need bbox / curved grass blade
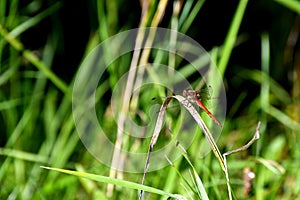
[173,95,226,172]
[41,166,181,199]
[141,94,225,199]
[140,96,173,199]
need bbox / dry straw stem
[222,121,261,200]
[139,96,172,199]
[109,0,171,196]
[141,94,261,200]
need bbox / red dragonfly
[183,88,222,127]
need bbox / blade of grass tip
[75,164,108,199]
[140,96,172,200]
[171,0,182,31]
[40,166,179,199]
[218,0,248,76]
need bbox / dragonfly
[152,86,222,127]
[182,88,222,127]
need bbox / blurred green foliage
[0,0,300,199]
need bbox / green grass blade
[10,2,62,37]
[0,148,48,163]
[175,142,209,200]
[0,24,70,96]
[40,166,180,199]
[22,50,70,96]
[180,0,205,33]
[275,0,300,14]
[218,0,248,75]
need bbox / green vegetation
[1,0,300,199]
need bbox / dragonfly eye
[182,89,189,97]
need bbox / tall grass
[1,0,300,199]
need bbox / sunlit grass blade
[41,166,180,199]
[75,164,110,200]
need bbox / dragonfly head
[182,89,199,103]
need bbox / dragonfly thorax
[183,89,202,103]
